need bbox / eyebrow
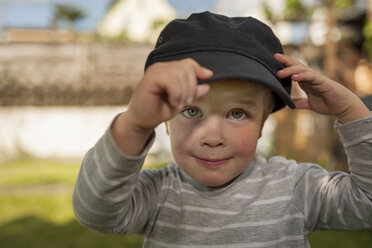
[235,98,258,107]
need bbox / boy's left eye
[182,107,203,118]
[227,110,247,120]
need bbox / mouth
[193,156,231,168]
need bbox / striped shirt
[73,115,372,247]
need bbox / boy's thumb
[195,84,210,99]
[196,66,213,80]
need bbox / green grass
[0,194,144,248]
[0,159,80,186]
[0,158,144,248]
[0,158,371,248]
[309,230,372,248]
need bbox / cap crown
[145,12,294,111]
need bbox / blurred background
[0,0,372,247]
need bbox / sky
[0,0,218,32]
[0,0,366,32]
[0,0,113,31]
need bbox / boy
[73,12,372,247]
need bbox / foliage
[363,21,372,60]
[152,20,167,30]
[263,0,311,24]
[333,0,354,9]
[263,0,356,24]
[262,2,276,23]
[108,0,121,10]
[53,4,86,30]
[282,0,309,22]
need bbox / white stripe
[160,185,198,195]
[233,194,256,199]
[95,152,137,187]
[102,140,122,171]
[342,133,372,147]
[75,213,114,229]
[267,175,292,185]
[101,139,137,172]
[347,192,365,222]
[74,184,120,217]
[348,157,372,166]
[245,175,272,183]
[335,207,347,226]
[163,202,238,215]
[351,173,372,185]
[150,235,304,248]
[81,164,133,202]
[303,171,310,217]
[163,196,292,215]
[155,213,304,232]
[251,196,292,206]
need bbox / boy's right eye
[182,107,203,118]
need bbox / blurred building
[2,28,94,43]
[213,0,282,20]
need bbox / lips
[194,156,231,168]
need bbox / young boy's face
[167,80,273,187]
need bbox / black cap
[145,11,295,112]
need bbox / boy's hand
[112,59,213,156]
[127,58,213,130]
[275,53,371,123]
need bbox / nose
[199,117,225,148]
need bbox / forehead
[202,79,269,101]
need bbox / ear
[259,130,263,139]
[165,122,170,136]
[258,113,270,139]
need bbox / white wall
[0,106,171,160]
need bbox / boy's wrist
[119,111,155,137]
[111,112,154,156]
[336,101,372,124]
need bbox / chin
[198,176,230,188]
[198,173,242,188]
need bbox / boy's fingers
[196,67,214,80]
[167,60,196,108]
[158,58,212,107]
[277,65,307,78]
[166,84,184,109]
[181,58,213,103]
[187,66,213,103]
[274,53,303,67]
[292,71,317,84]
[292,98,310,110]
[195,84,210,99]
[181,58,213,80]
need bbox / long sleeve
[73,114,372,247]
[294,115,372,232]
[72,128,157,234]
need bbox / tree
[53,4,86,32]
[108,0,121,10]
[363,0,372,60]
[263,0,311,24]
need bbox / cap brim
[153,51,295,112]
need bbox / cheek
[230,125,261,154]
[168,119,196,153]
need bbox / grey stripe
[150,235,304,248]
[155,213,304,232]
